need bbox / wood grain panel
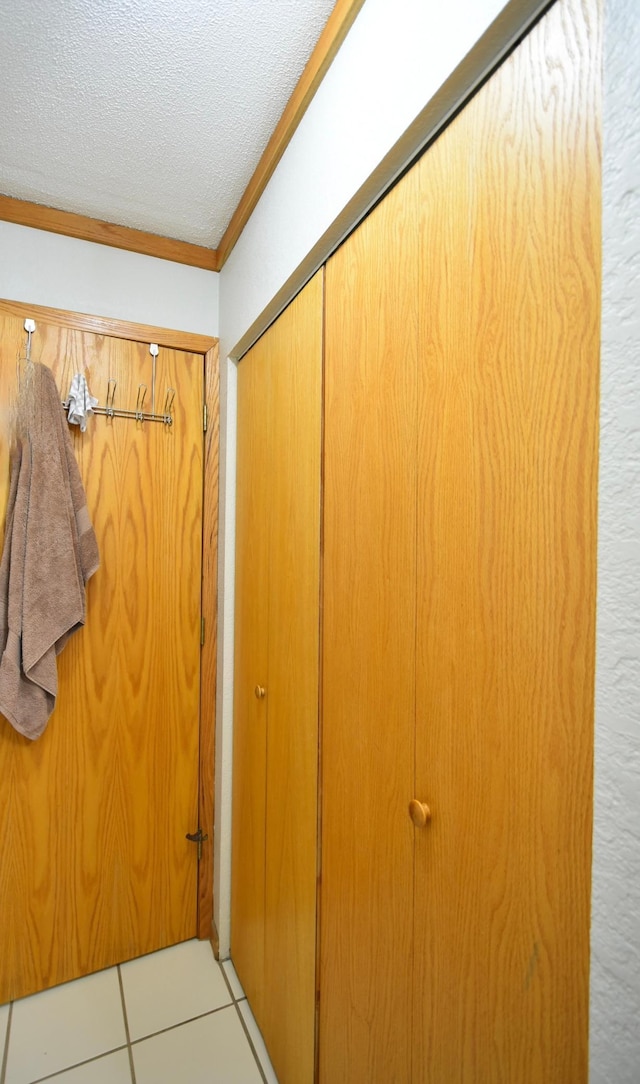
[0,195,219,271]
[320,169,421,1084]
[115,341,203,958]
[0,298,216,355]
[231,332,271,1020]
[198,343,219,939]
[0,319,203,1001]
[412,0,601,1079]
[262,271,323,1084]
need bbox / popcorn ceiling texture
[0,0,336,247]
[590,0,640,1079]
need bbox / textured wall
[590,1,640,1079]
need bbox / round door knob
[254,685,266,699]
[409,799,431,828]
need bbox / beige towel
[0,362,99,739]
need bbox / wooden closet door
[320,172,420,1083]
[0,319,203,1002]
[412,0,600,1080]
[231,271,323,1084]
[263,271,323,1084]
[231,331,272,1020]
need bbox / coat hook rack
[63,376,176,426]
[19,320,177,427]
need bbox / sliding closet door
[232,271,322,1084]
[412,0,600,1079]
[262,271,323,1084]
[0,319,203,1002]
[231,325,272,1021]
[320,171,420,1082]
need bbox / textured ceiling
[0,0,337,248]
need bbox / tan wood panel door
[320,172,421,1083]
[0,318,203,1003]
[231,323,272,1021]
[262,270,322,1084]
[412,0,600,1080]
[232,272,322,1084]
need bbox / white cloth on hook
[66,373,98,432]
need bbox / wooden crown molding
[0,297,217,355]
[0,0,365,274]
[216,0,367,268]
[0,194,220,272]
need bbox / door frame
[0,296,219,943]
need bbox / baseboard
[210,918,220,960]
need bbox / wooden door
[231,321,272,1020]
[412,1,600,1079]
[320,0,599,1079]
[232,272,323,1084]
[262,271,322,1084]
[0,316,204,1003]
[320,171,421,1082]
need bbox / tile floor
[0,940,279,1084]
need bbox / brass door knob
[254,685,266,699]
[409,799,431,828]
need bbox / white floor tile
[132,1006,263,1084]
[5,968,126,1084]
[120,939,231,1041]
[41,1049,132,1083]
[221,958,246,1001]
[238,1000,280,1084]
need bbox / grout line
[218,961,244,1006]
[117,966,137,1084]
[0,1003,12,1084]
[218,963,235,1003]
[218,960,273,1083]
[219,960,249,1007]
[24,1046,130,1084]
[128,1001,234,1047]
[233,1001,269,1084]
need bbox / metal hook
[136,384,147,422]
[106,379,117,417]
[24,318,36,362]
[150,343,159,414]
[163,387,176,425]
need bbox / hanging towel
[0,362,99,739]
[66,372,98,432]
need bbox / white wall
[0,220,219,336]
[590,1,640,1080]
[219,0,551,362]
